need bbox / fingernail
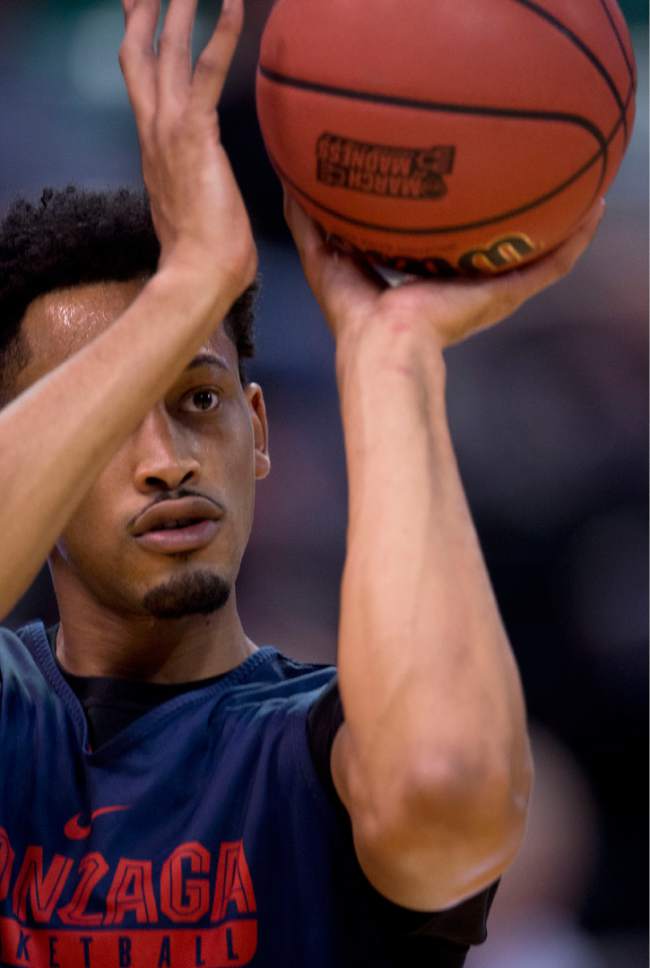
[583,198,606,229]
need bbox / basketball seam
[268,143,599,236]
[258,66,607,146]
[258,66,612,234]
[509,0,628,146]
[261,83,632,236]
[598,0,637,89]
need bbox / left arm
[285,197,605,911]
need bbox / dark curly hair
[0,186,256,403]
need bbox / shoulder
[0,621,34,651]
[261,650,336,690]
[221,648,337,713]
[0,621,86,753]
[0,621,49,687]
[209,648,338,773]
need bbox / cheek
[55,478,122,563]
[56,509,110,569]
[229,431,258,500]
[216,410,256,484]
[215,436,257,538]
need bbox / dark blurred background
[2,2,647,965]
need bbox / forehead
[16,279,237,391]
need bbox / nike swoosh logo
[64,805,130,840]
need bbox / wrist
[335,313,447,397]
[155,252,255,324]
[159,238,257,308]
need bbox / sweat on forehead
[0,186,257,394]
[14,279,234,394]
[18,279,148,380]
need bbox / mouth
[130,496,224,554]
[134,518,221,554]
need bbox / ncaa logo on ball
[316,133,455,200]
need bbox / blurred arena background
[1,2,647,965]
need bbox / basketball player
[0,2,604,966]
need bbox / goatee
[142,570,230,619]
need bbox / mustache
[128,488,225,529]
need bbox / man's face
[14,278,270,620]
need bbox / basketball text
[317,134,455,200]
[327,232,538,277]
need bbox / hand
[284,194,606,351]
[119,0,256,296]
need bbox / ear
[244,383,271,480]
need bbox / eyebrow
[185,352,230,373]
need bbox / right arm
[0,0,255,620]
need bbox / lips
[131,497,223,553]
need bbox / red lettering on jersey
[58,853,110,927]
[12,848,73,923]
[104,859,158,926]
[0,829,15,901]
[211,841,256,922]
[160,843,210,924]
[0,916,258,967]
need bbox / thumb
[283,191,385,316]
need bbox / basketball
[256,0,637,276]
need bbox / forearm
[0,266,236,619]
[282,190,602,908]
[335,318,531,826]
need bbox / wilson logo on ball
[330,232,538,277]
[316,134,455,200]
[459,234,537,273]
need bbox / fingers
[283,191,329,269]
[119,0,160,125]
[120,0,161,80]
[433,197,608,342]
[122,0,136,25]
[191,0,245,106]
[546,197,606,277]
[284,191,384,321]
[286,183,606,347]
[497,198,606,311]
[121,0,243,128]
[158,0,199,101]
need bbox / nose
[132,403,201,494]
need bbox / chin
[141,568,231,620]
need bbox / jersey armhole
[306,675,346,808]
[286,675,349,838]
[301,674,501,946]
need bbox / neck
[51,576,256,684]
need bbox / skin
[0,0,606,914]
[14,279,269,681]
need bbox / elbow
[355,748,533,902]
[406,744,534,846]
[363,735,534,833]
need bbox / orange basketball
[256,0,636,276]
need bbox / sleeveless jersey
[0,622,492,968]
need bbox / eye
[180,388,221,414]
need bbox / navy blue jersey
[0,622,496,968]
